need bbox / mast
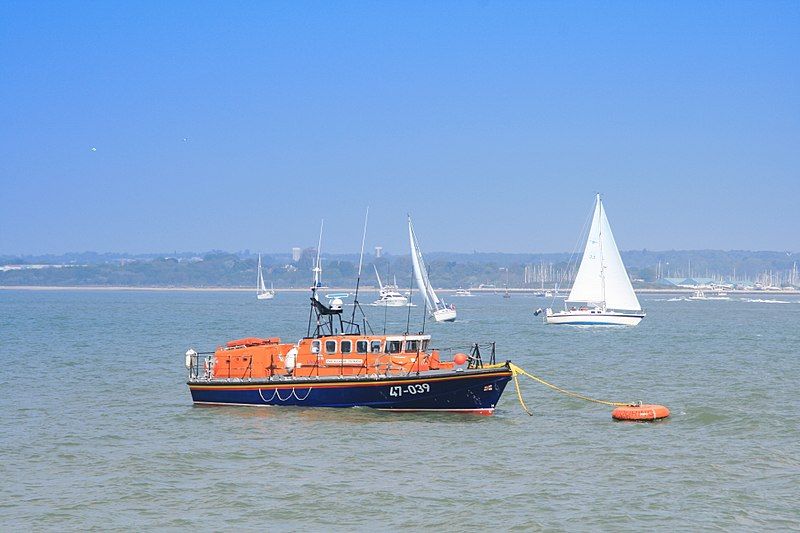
[349,207,369,329]
[257,254,262,292]
[313,221,324,289]
[597,194,606,310]
[307,220,325,337]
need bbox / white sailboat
[371,265,411,307]
[408,216,456,322]
[545,194,644,326]
[256,254,275,300]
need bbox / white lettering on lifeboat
[324,358,364,366]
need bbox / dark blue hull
[188,367,512,414]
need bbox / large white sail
[408,217,442,312]
[567,195,641,311]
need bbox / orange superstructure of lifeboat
[210,333,453,380]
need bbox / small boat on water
[712,288,730,299]
[688,289,729,301]
[256,254,276,300]
[186,220,511,414]
[370,265,411,307]
[545,194,645,326]
[408,216,457,322]
[453,287,473,297]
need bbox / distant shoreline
[0,285,339,292]
[1,285,798,295]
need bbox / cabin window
[311,340,321,354]
[356,340,368,354]
[385,340,402,354]
[370,340,382,353]
[341,340,352,354]
[405,340,419,353]
[421,339,429,352]
[325,340,337,354]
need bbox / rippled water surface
[1,290,799,531]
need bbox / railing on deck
[186,340,500,381]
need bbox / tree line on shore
[1,249,798,288]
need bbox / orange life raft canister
[611,404,670,421]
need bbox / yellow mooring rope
[508,363,633,413]
[511,369,533,416]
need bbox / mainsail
[408,217,443,312]
[567,195,641,311]
[257,254,267,292]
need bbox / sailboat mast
[597,194,607,310]
[257,254,262,291]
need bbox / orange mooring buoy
[611,404,670,421]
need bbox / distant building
[291,247,302,262]
[374,246,383,259]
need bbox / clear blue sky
[1,1,798,255]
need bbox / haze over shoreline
[3,247,797,261]
[2,248,798,290]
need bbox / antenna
[350,207,369,327]
[357,207,369,277]
[307,220,325,337]
[313,220,324,289]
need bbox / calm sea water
[1,289,798,531]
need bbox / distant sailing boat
[408,216,457,322]
[256,254,275,300]
[545,194,644,325]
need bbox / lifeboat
[185,255,513,414]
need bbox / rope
[258,388,276,403]
[292,387,312,401]
[509,363,631,407]
[512,370,533,416]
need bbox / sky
[1,1,798,255]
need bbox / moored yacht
[370,266,411,307]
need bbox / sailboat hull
[257,293,275,300]
[433,308,457,322]
[544,309,644,326]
